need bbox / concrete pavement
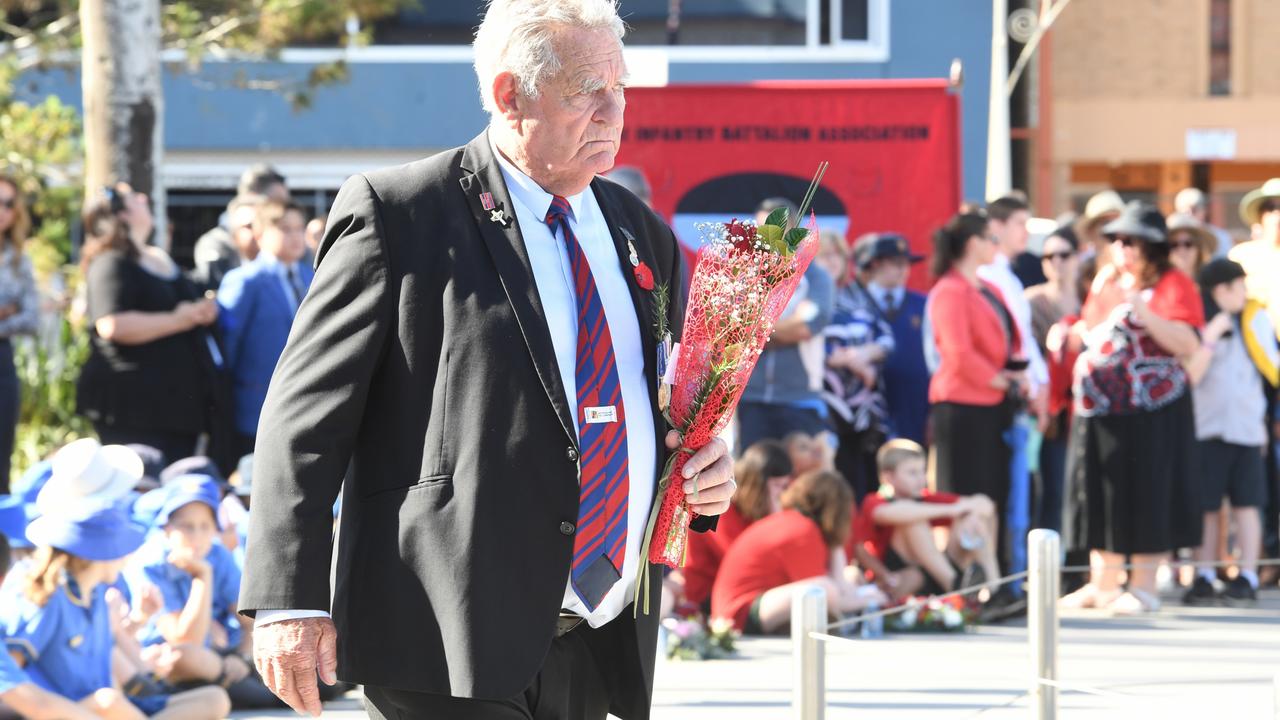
[233,588,1280,719]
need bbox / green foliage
[14,316,93,478]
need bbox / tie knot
[545,195,572,227]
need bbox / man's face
[992,210,1030,256]
[164,502,217,560]
[261,210,307,264]
[1214,277,1249,314]
[498,27,627,196]
[231,205,259,260]
[1260,200,1280,243]
[871,257,911,288]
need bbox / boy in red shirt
[853,440,1000,598]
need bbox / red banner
[615,80,961,291]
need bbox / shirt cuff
[254,609,332,628]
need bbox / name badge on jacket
[584,406,618,424]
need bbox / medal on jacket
[480,191,509,226]
[626,238,655,290]
[657,336,676,413]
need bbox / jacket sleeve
[930,283,1003,392]
[238,174,392,615]
[216,269,253,372]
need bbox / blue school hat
[11,460,53,504]
[154,475,223,531]
[0,495,27,539]
[25,502,147,561]
[160,456,225,488]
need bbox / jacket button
[560,522,576,536]
[566,447,578,462]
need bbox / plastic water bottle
[860,602,884,639]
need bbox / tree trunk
[81,0,167,249]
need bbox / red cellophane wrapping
[645,220,819,569]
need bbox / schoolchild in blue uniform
[125,476,277,707]
[0,532,103,720]
[0,502,229,719]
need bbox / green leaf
[764,207,789,229]
[757,223,790,255]
[785,227,809,250]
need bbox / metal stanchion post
[1028,529,1061,720]
[1273,670,1279,720]
[792,584,826,720]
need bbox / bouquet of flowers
[662,615,740,661]
[635,163,828,614]
[886,595,977,633]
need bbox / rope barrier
[819,556,1280,634]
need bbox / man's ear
[493,72,522,119]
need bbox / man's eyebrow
[571,72,628,94]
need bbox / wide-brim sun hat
[25,501,146,561]
[1074,190,1126,239]
[1165,213,1218,256]
[1238,178,1280,226]
[232,454,253,498]
[36,438,144,515]
[1102,201,1167,244]
[11,460,53,505]
[0,495,29,542]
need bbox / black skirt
[932,401,1012,502]
[1063,392,1202,555]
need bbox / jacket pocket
[363,474,452,499]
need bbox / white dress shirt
[977,252,1049,392]
[258,140,657,629]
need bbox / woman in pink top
[926,212,1025,569]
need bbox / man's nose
[594,90,624,125]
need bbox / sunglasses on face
[1043,251,1074,261]
[1261,201,1280,214]
[1111,235,1141,248]
[0,197,15,210]
[1170,239,1197,250]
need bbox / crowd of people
[0,165,332,716]
[0,161,1276,712]
[662,186,1279,630]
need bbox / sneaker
[1220,576,1257,606]
[978,587,1027,623]
[1181,576,1218,606]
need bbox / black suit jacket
[239,132,702,718]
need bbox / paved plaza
[234,588,1279,719]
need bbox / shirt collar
[257,253,295,275]
[488,131,587,224]
[866,281,903,305]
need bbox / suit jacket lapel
[459,133,578,447]
[591,180,663,494]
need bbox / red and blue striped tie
[545,195,629,611]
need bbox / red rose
[725,219,757,252]
[634,261,655,291]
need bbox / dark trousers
[0,340,17,494]
[364,623,613,720]
[1035,433,1068,533]
[93,423,199,467]
[932,401,1013,570]
[735,401,828,457]
[833,423,881,505]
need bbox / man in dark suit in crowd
[216,201,314,458]
[237,1,735,719]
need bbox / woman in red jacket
[678,440,793,611]
[926,212,1025,565]
[711,470,887,634]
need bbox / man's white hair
[474,0,625,114]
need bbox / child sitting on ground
[125,476,279,708]
[853,440,1001,602]
[0,502,230,719]
[0,533,104,720]
[712,469,888,634]
[678,440,793,612]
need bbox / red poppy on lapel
[633,261,655,291]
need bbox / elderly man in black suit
[237,1,736,719]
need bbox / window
[354,0,887,58]
[1208,0,1231,96]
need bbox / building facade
[1038,0,1279,237]
[18,0,993,264]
